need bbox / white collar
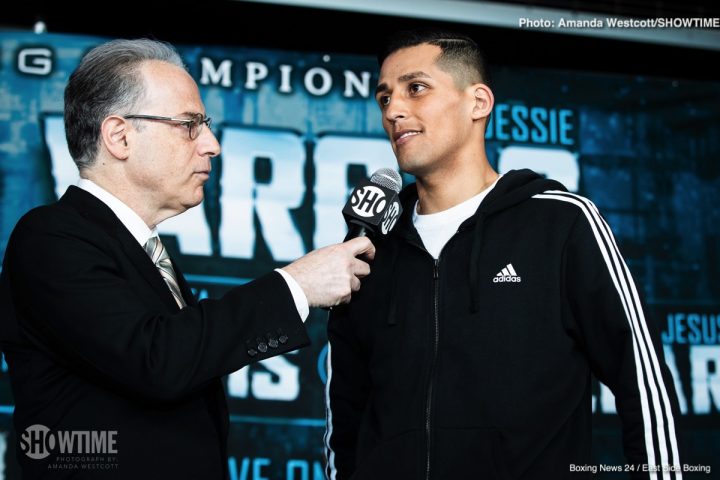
[76,178,157,246]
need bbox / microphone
[343,168,403,242]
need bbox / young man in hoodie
[324,29,683,479]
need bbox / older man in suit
[0,38,373,479]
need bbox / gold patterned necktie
[144,236,186,308]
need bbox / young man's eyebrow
[375,71,431,95]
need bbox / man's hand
[281,237,375,307]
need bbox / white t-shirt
[413,177,501,259]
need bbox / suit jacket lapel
[60,186,182,311]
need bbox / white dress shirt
[76,179,309,321]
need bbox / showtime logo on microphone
[380,200,401,235]
[342,173,402,239]
[349,185,387,218]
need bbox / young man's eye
[409,83,426,94]
[378,95,390,107]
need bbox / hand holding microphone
[281,237,375,307]
[282,168,403,307]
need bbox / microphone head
[369,168,402,194]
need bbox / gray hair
[64,38,185,170]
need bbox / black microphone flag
[342,168,403,242]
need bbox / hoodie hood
[478,168,567,216]
[387,169,567,320]
[395,168,567,236]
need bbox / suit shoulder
[8,200,94,251]
[15,198,86,230]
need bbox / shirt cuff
[275,268,310,322]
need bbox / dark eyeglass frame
[123,113,212,140]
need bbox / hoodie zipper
[404,229,462,479]
[425,258,440,480]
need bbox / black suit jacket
[0,186,310,478]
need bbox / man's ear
[471,84,494,121]
[101,115,130,160]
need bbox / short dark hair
[64,39,185,170]
[378,29,492,89]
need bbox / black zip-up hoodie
[325,169,682,480]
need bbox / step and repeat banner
[0,31,718,478]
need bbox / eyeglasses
[123,113,212,140]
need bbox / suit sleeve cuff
[274,268,310,322]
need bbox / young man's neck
[415,161,498,215]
